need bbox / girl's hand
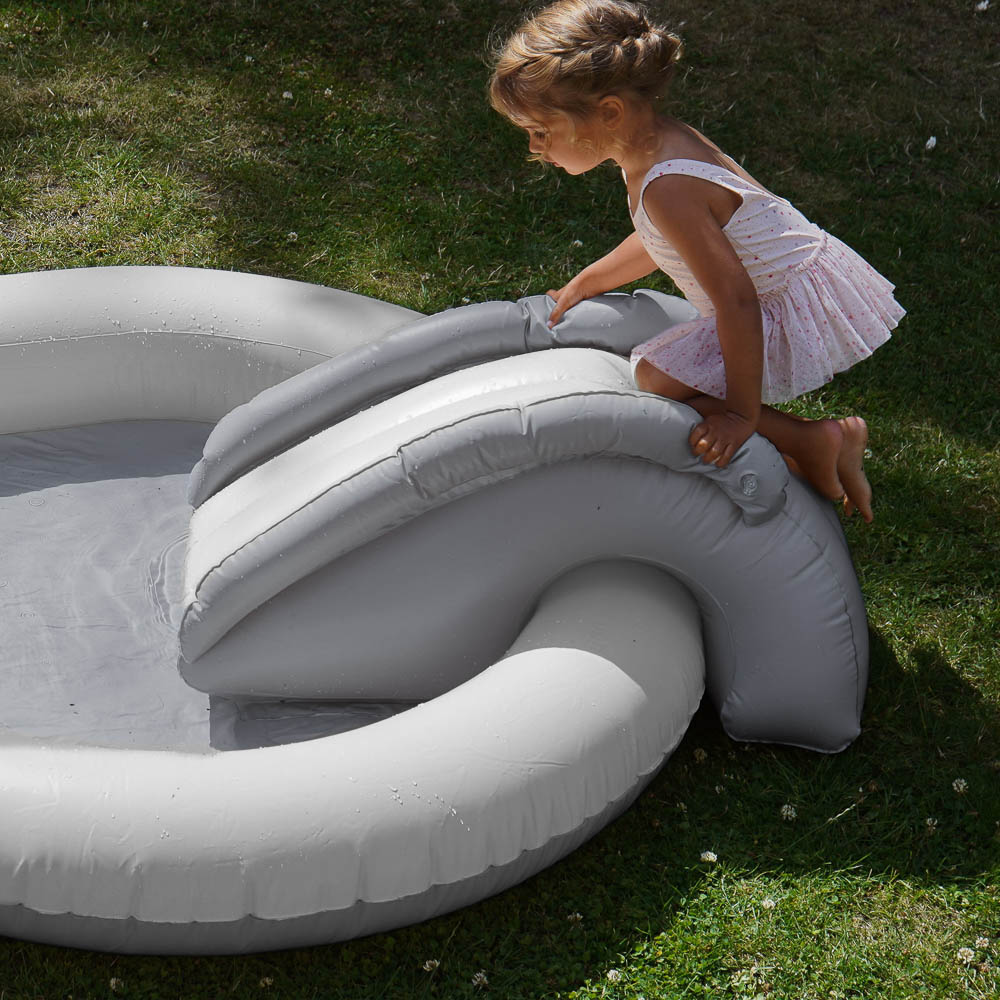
[546,233,659,328]
[689,411,756,469]
[546,273,602,327]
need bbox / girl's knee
[633,358,694,400]
[633,357,659,392]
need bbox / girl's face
[524,112,609,174]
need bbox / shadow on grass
[226,622,995,997]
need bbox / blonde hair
[489,0,683,131]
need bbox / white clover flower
[925,136,937,151]
[976,936,990,949]
[422,959,439,972]
[780,803,797,821]
[606,969,622,982]
[245,55,254,64]
[286,231,298,242]
[693,748,707,763]
[761,898,776,910]
[700,850,717,863]
[142,20,149,29]
[461,297,471,304]
[567,911,583,924]
[571,238,583,247]
[259,978,274,989]
[953,778,968,794]
[975,1,990,12]
[714,784,726,794]
[323,87,333,97]
[471,970,489,988]
[282,91,294,101]
[110,980,125,994]
[926,817,939,833]
[957,946,975,964]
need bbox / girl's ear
[597,95,627,132]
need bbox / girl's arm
[546,231,658,327]
[641,174,764,466]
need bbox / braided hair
[489,0,682,128]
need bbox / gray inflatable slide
[0,267,868,954]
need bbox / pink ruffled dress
[629,159,905,403]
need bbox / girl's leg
[784,412,872,522]
[634,360,873,521]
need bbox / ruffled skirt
[630,233,905,404]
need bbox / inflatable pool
[0,267,868,954]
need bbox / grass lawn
[1,0,997,997]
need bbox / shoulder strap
[639,158,755,202]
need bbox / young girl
[489,0,904,522]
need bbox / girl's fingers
[546,290,567,327]
[714,443,735,469]
[548,297,575,327]
[690,422,743,467]
[690,422,712,446]
[691,428,714,458]
[694,436,732,467]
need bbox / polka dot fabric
[629,159,905,403]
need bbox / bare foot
[791,419,845,502]
[836,416,873,522]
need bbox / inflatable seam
[0,330,332,356]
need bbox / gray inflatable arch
[0,267,867,954]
